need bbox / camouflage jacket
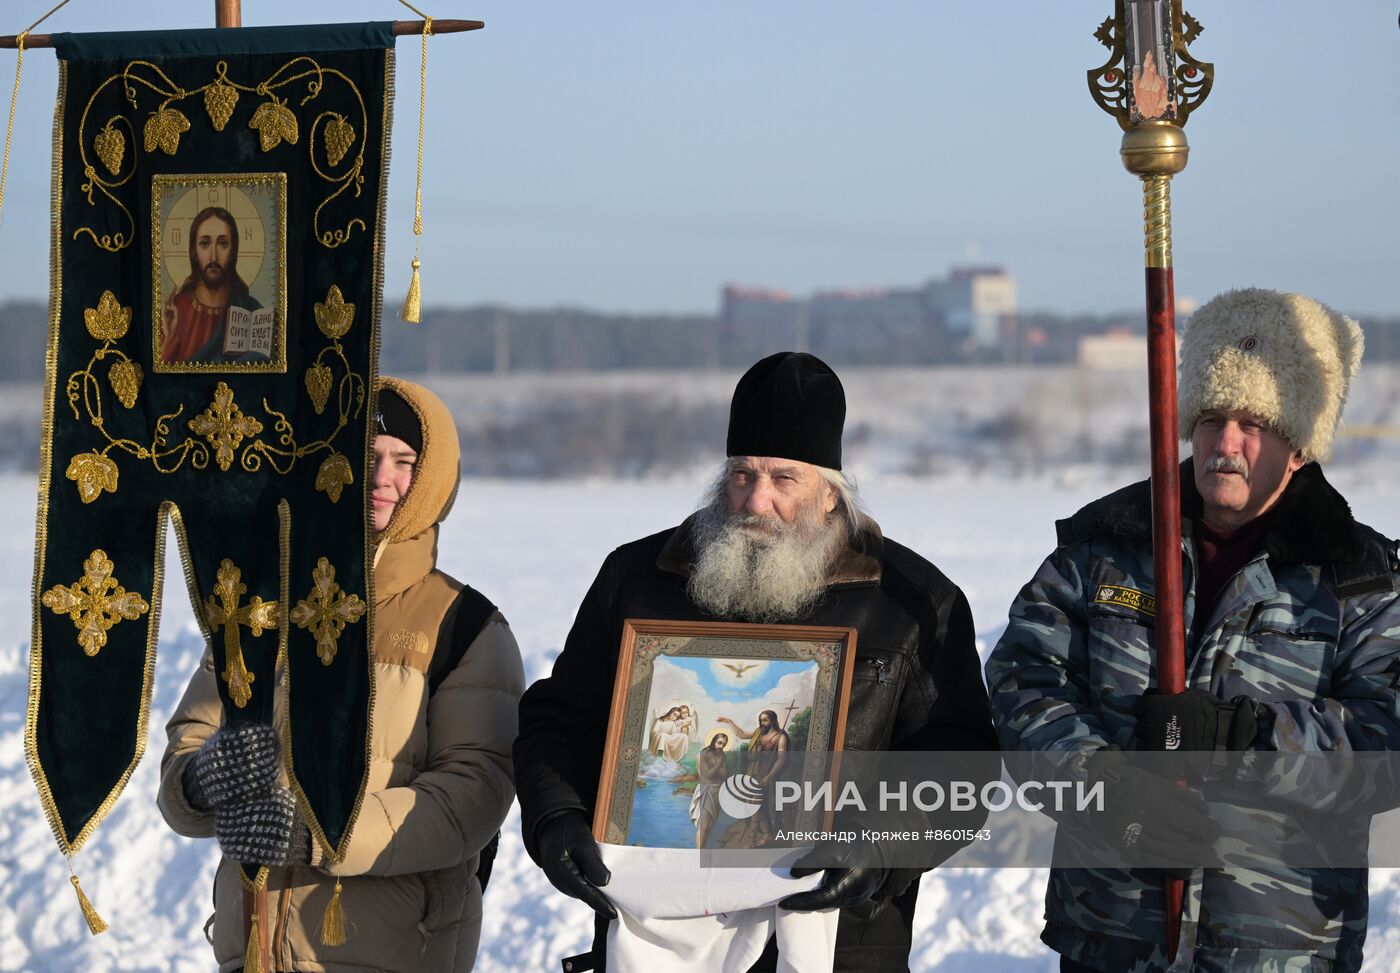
[985,462,1400,973]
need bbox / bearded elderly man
[514,351,997,973]
[986,289,1400,973]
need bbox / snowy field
[5,467,1400,972]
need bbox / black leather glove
[779,839,895,912]
[214,785,311,867]
[183,722,281,812]
[1081,750,1220,879]
[535,813,616,920]
[1135,689,1259,752]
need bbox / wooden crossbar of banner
[0,19,483,48]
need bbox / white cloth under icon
[599,844,840,973]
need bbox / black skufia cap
[374,388,423,454]
[726,352,845,470]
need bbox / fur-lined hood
[1057,459,1376,568]
[375,376,460,545]
[655,512,884,586]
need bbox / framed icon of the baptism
[151,172,288,372]
[594,619,858,849]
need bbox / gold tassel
[400,258,421,324]
[244,904,263,973]
[69,874,108,935]
[320,877,347,946]
[398,9,431,323]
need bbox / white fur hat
[1177,288,1363,462]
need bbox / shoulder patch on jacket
[1091,583,1156,617]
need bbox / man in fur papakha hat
[986,289,1400,972]
[514,351,998,972]
[159,377,524,972]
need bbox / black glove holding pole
[1135,688,1259,752]
[535,812,617,920]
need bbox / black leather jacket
[514,515,997,972]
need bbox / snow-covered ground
[5,468,1400,972]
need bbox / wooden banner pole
[215,0,240,29]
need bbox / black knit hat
[726,352,845,470]
[373,387,423,454]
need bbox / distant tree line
[2,300,1400,381]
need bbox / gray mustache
[1205,454,1249,478]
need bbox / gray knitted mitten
[183,722,281,812]
[214,786,312,867]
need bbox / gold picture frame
[595,618,857,849]
[150,172,288,373]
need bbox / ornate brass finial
[1087,0,1213,133]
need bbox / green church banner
[27,23,395,886]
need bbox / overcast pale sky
[0,0,1394,315]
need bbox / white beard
[685,490,847,623]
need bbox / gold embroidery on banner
[323,115,355,167]
[107,359,142,409]
[92,120,125,176]
[314,285,354,339]
[203,74,238,131]
[63,290,210,502]
[65,451,118,504]
[243,282,365,489]
[64,271,362,496]
[205,558,280,709]
[83,289,130,341]
[304,285,354,414]
[305,364,332,414]
[314,453,353,503]
[143,106,189,155]
[250,96,298,151]
[41,549,150,656]
[188,381,263,471]
[73,56,371,253]
[290,558,366,665]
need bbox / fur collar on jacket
[1064,459,1365,566]
[655,512,884,585]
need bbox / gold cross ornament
[188,382,263,472]
[204,558,279,708]
[41,549,149,656]
[290,557,366,665]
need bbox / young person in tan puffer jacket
[158,376,525,973]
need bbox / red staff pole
[1128,126,1189,960]
[1087,1,1213,962]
